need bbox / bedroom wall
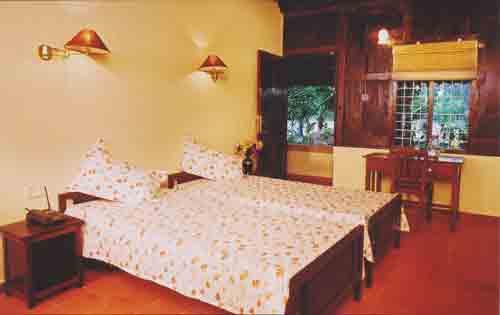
[333,146,500,217]
[0,0,282,283]
[287,151,333,179]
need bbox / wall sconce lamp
[378,28,392,46]
[64,29,110,55]
[38,28,110,61]
[38,44,69,60]
[199,55,227,81]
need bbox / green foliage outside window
[287,85,335,145]
[432,81,470,150]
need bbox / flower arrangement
[235,139,263,158]
[235,139,263,176]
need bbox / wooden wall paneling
[365,42,392,74]
[285,46,337,56]
[342,3,409,149]
[468,5,500,156]
[334,13,348,146]
[284,13,337,54]
[497,5,500,155]
[411,0,471,42]
[282,0,499,155]
[388,80,398,147]
[280,0,404,17]
[379,81,392,142]
[342,13,394,148]
[365,81,392,147]
[364,14,397,74]
[400,0,413,42]
[468,79,481,154]
[342,51,359,144]
[342,14,363,147]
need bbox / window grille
[392,80,470,151]
[393,81,429,148]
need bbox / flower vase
[242,152,253,175]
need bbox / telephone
[25,186,67,225]
[26,209,66,225]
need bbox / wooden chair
[365,155,386,192]
[389,148,434,222]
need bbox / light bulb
[378,28,391,45]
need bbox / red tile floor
[1,209,498,315]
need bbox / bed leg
[394,229,401,249]
[365,260,373,288]
[394,200,402,249]
[105,263,117,272]
[353,280,362,301]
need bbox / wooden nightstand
[0,216,84,308]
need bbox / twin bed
[167,172,406,287]
[59,172,404,315]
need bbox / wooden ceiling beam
[281,0,403,17]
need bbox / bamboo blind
[392,40,478,80]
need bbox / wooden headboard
[58,192,101,213]
[59,172,204,211]
[167,171,205,189]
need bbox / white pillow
[181,141,243,180]
[66,139,162,205]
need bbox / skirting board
[403,200,498,218]
[287,173,333,186]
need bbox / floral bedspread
[66,190,361,315]
[175,175,410,262]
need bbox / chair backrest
[389,147,430,192]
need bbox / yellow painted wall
[287,150,333,178]
[332,147,389,189]
[333,146,500,217]
[0,0,282,283]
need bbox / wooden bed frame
[59,191,364,315]
[366,193,402,287]
[167,171,403,288]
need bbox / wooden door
[257,50,288,179]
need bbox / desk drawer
[430,163,456,180]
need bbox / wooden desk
[363,153,464,231]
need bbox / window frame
[391,79,475,154]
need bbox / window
[287,85,335,145]
[393,80,470,151]
[432,81,470,151]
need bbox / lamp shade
[199,55,227,73]
[65,29,110,55]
